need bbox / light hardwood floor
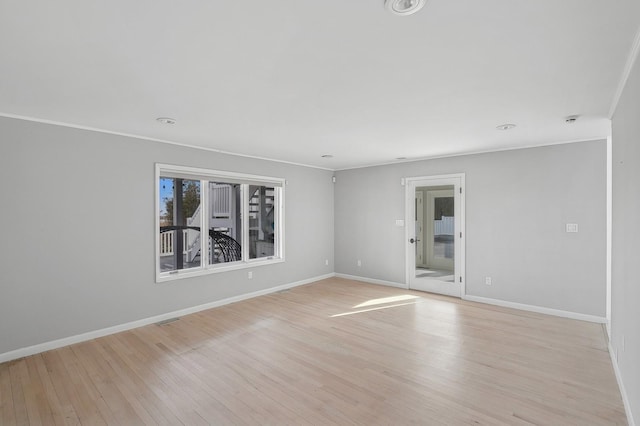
[0,278,627,425]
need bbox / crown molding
[609,25,640,118]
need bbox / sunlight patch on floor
[353,294,420,309]
[331,301,418,318]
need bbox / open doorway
[405,174,465,297]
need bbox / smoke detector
[385,0,427,16]
[565,115,579,124]
[496,123,516,131]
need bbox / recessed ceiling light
[496,123,516,131]
[156,117,176,125]
[385,0,427,16]
[565,115,579,124]
[396,157,407,160]
[321,154,334,158]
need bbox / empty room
[1,0,639,425]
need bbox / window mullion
[275,187,281,258]
[241,184,249,262]
[201,179,209,268]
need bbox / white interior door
[405,174,465,298]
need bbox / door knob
[409,238,416,243]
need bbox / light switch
[566,223,579,233]
[395,219,405,227]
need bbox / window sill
[156,257,285,283]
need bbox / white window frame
[155,163,285,283]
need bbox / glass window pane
[433,196,454,260]
[159,177,201,272]
[249,185,276,259]
[209,182,242,264]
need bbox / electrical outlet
[566,223,579,233]
[248,271,253,279]
[325,259,329,266]
[357,260,362,267]
[485,277,492,286]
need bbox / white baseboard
[609,343,636,426]
[335,273,408,289]
[462,295,607,324]
[334,275,607,324]
[0,273,335,364]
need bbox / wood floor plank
[0,362,17,425]
[23,357,58,425]
[71,340,157,425]
[8,361,30,425]
[41,349,109,426]
[31,354,79,426]
[116,329,240,425]
[110,332,245,425]
[0,278,628,425]
[18,356,53,426]
[91,336,184,425]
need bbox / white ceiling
[1,0,639,170]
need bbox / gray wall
[0,117,334,355]
[335,140,606,316]
[612,53,640,422]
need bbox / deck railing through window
[159,230,189,256]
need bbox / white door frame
[404,173,466,297]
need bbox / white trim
[463,295,607,323]
[609,343,636,426]
[0,113,607,173]
[609,25,640,118]
[156,258,286,283]
[606,136,612,339]
[335,273,408,289]
[241,184,250,262]
[155,166,161,279]
[0,112,333,171]
[404,173,466,183]
[277,184,285,260]
[338,275,607,324]
[200,178,210,268]
[0,273,335,364]
[334,138,608,171]
[157,163,285,187]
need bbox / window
[156,164,284,282]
